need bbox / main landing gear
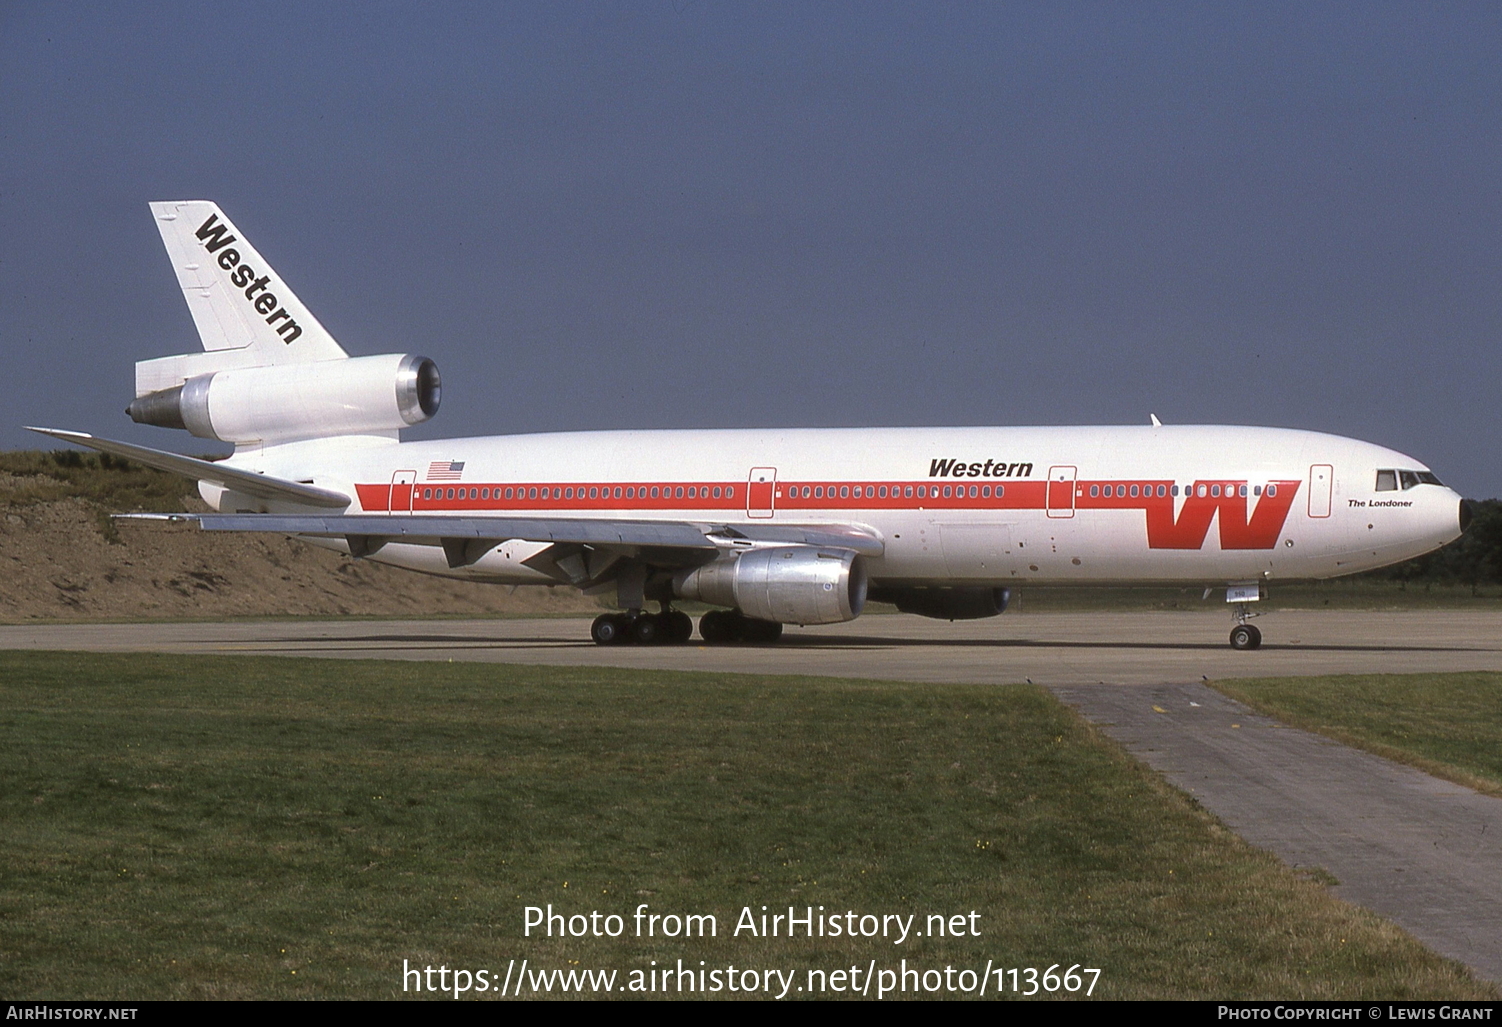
[698,609,783,644]
[591,609,693,646]
[588,608,785,645]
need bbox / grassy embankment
[0,449,190,538]
[1,652,1492,1000]
[1214,672,1502,799]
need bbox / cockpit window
[1400,470,1443,490]
[1381,468,1443,491]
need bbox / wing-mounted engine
[673,546,867,625]
[127,353,440,445]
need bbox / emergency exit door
[1046,465,1077,518]
[747,467,777,519]
[389,470,417,512]
[1308,464,1333,518]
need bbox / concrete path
[1050,682,1502,985]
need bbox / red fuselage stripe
[352,477,1302,550]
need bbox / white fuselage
[206,424,1465,589]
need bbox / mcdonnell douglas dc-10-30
[32,202,1472,649]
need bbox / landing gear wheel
[744,618,783,643]
[591,614,628,645]
[1229,624,1262,651]
[666,610,693,643]
[699,610,732,644]
[633,614,662,645]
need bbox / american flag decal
[426,460,465,481]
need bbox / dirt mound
[0,477,601,623]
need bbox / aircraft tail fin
[140,201,347,394]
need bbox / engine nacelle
[867,585,1010,620]
[674,547,867,625]
[127,353,440,445]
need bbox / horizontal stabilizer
[26,428,350,509]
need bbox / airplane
[31,201,1472,650]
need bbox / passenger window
[996,485,1004,498]
[982,485,991,498]
[1376,470,1397,491]
[1253,486,1261,496]
[1171,485,1178,497]
[1129,485,1139,498]
[1267,484,1277,497]
[1238,485,1247,498]
[905,485,914,498]
[840,486,850,499]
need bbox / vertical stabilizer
[149,201,347,364]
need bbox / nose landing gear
[1229,622,1262,650]
[1227,583,1265,650]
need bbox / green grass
[1213,673,1502,798]
[0,653,1491,1000]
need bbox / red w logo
[1144,481,1301,550]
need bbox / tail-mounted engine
[127,353,440,445]
[673,546,867,625]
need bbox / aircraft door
[1046,465,1077,518]
[1308,464,1333,519]
[747,468,777,519]
[390,470,417,513]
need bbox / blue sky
[3,2,1499,495]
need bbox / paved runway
[6,608,1502,985]
[3,609,1499,685]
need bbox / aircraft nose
[1459,498,1474,534]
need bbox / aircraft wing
[27,428,351,508]
[114,513,886,571]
